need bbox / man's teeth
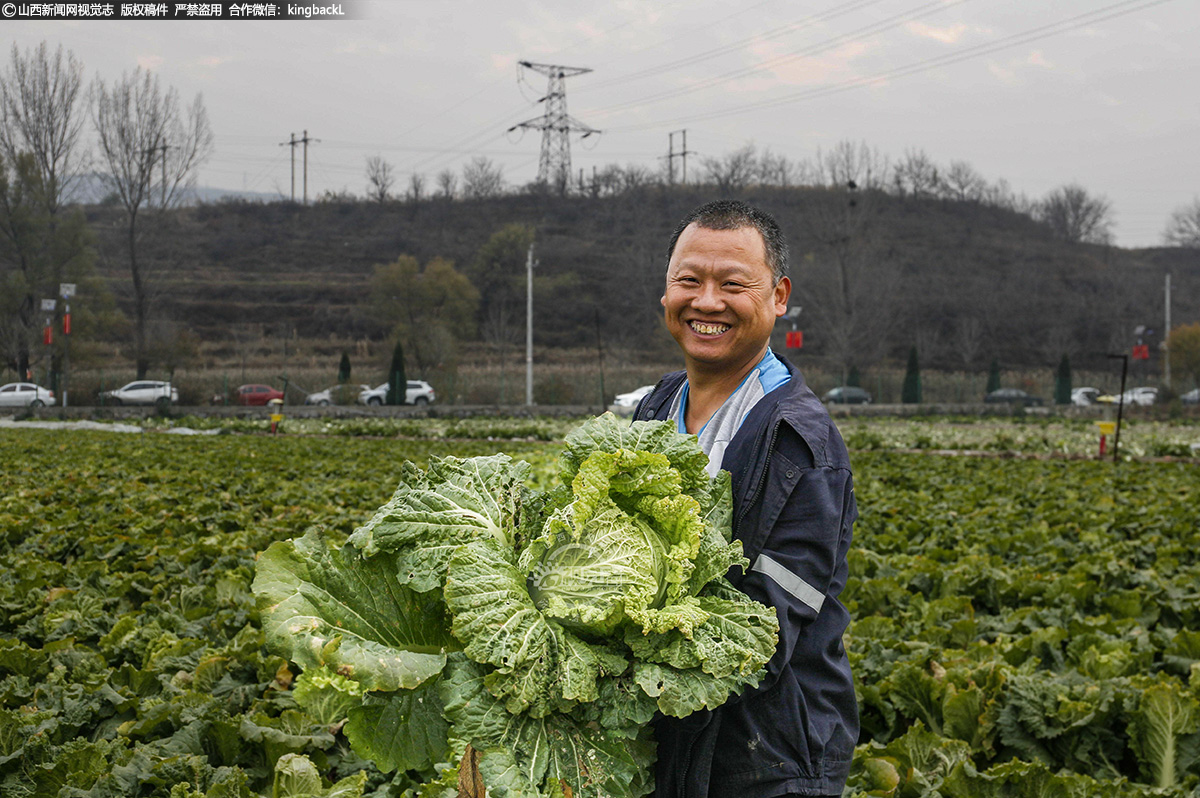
[690,321,729,335]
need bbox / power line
[610,0,1176,131]
[297,3,785,183]
[577,0,888,94]
[586,0,971,120]
[383,0,697,147]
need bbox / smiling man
[635,200,859,798]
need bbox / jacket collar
[638,357,831,465]
[636,369,686,422]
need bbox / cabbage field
[2,422,1199,797]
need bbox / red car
[234,384,284,406]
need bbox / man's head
[665,199,788,284]
[661,200,791,379]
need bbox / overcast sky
[8,0,1197,247]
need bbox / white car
[1098,386,1158,407]
[1071,387,1101,406]
[359,380,436,406]
[1182,388,1200,406]
[0,382,56,408]
[610,385,655,414]
[100,380,179,407]
[1124,387,1159,406]
[305,384,368,406]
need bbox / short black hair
[666,199,788,283]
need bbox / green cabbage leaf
[253,413,779,798]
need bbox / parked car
[822,386,872,405]
[1124,386,1159,406]
[1098,386,1158,407]
[234,384,285,406]
[100,380,178,407]
[0,382,56,408]
[359,380,436,406]
[1182,388,1200,405]
[984,388,1045,406]
[304,384,368,406]
[611,385,655,414]
[1071,387,1101,406]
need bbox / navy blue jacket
[635,359,858,798]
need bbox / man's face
[661,223,790,376]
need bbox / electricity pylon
[509,61,599,193]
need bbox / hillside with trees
[72,176,1200,384]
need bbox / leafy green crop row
[2,429,1198,796]
[838,417,1200,459]
[844,453,1200,796]
[0,432,557,797]
[44,415,592,442]
[9,413,1199,458]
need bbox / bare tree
[892,148,940,199]
[756,148,796,187]
[980,176,1036,215]
[1163,197,1200,248]
[812,140,890,191]
[942,160,986,203]
[799,178,898,378]
[701,143,757,193]
[617,164,656,193]
[913,325,947,368]
[435,168,457,199]
[0,42,91,379]
[407,171,425,203]
[364,154,394,203]
[1036,183,1113,245]
[461,156,504,199]
[92,68,213,378]
[951,316,985,369]
[0,42,88,212]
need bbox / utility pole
[1165,273,1172,388]
[664,129,693,185]
[60,283,75,407]
[280,133,296,202]
[526,242,535,406]
[40,298,55,392]
[279,131,319,204]
[509,62,599,194]
[303,130,316,204]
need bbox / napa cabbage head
[520,446,705,636]
[255,413,778,798]
[527,502,669,633]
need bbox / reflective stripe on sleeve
[750,553,825,613]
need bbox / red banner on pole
[63,312,71,336]
[1132,344,1150,360]
[786,330,803,349]
[43,325,52,345]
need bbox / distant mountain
[187,185,282,204]
[67,173,280,206]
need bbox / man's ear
[774,277,791,316]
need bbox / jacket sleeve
[725,428,857,700]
